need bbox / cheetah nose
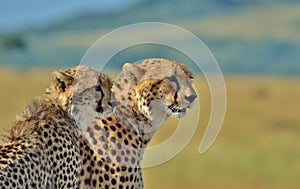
[185,94,197,103]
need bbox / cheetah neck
[82,104,165,169]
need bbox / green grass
[32,3,300,48]
[182,3,300,42]
[0,68,300,188]
[2,3,300,74]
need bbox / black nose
[185,94,197,103]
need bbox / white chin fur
[75,114,93,131]
[97,109,113,118]
[170,111,186,119]
[166,108,187,119]
[71,106,113,131]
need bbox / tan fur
[0,65,112,188]
[79,59,197,189]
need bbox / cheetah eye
[69,97,73,104]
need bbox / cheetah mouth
[96,109,113,118]
[167,104,187,118]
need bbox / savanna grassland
[0,68,299,188]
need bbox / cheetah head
[47,65,113,131]
[129,77,195,122]
[113,58,197,120]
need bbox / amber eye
[69,97,73,104]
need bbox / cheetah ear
[122,62,133,72]
[51,70,74,92]
[122,63,146,75]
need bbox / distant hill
[0,0,300,75]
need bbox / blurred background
[0,0,300,188]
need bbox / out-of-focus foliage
[1,35,27,51]
[0,0,299,74]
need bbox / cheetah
[77,58,197,188]
[0,65,112,188]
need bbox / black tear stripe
[165,75,180,91]
[96,85,104,113]
[174,92,179,104]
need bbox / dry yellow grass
[145,75,300,189]
[0,68,299,188]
